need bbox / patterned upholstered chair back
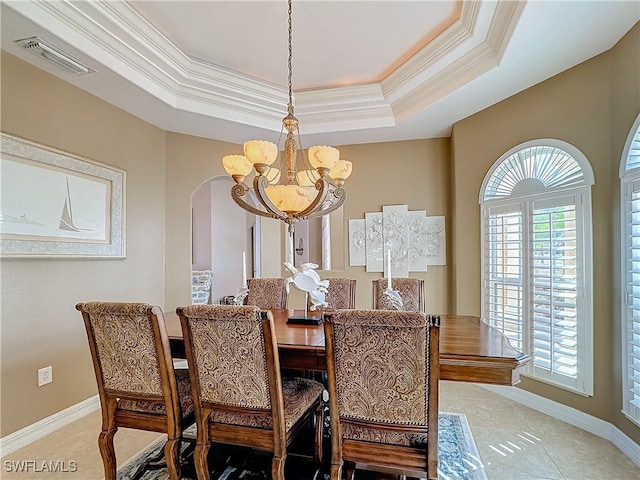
[246,277,287,309]
[76,302,194,480]
[177,304,325,480]
[323,278,357,309]
[323,309,440,479]
[79,302,169,398]
[372,277,425,312]
[177,305,271,409]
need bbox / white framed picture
[0,133,126,258]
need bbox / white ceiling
[2,1,639,148]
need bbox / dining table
[166,308,531,386]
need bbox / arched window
[620,113,640,425]
[480,139,594,395]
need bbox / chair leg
[164,438,181,480]
[194,441,211,480]
[272,453,286,480]
[330,462,343,480]
[314,403,324,464]
[345,461,356,480]
[97,427,117,480]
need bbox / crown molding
[386,0,525,121]
[7,0,522,136]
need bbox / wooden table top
[166,308,530,385]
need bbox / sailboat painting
[0,133,125,257]
[1,158,109,242]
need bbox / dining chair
[76,302,195,480]
[176,304,325,480]
[323,309,440,480]
[311,277,356,310]
[371,277,425,312]
[246,277,288,309]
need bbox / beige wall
[451,22,640,440]
[329,139,451,312]
[163,132,251,312]
[162,134,451,312]
[191,181,213,270]
[609,20,640,440]
[1,21,638,444]
[0,52,167,436]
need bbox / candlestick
[242,251,247,287]
[387,249,392,290]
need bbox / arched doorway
[191,176,260,303]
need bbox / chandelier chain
[287,0,293,114]
[223,0,350,234]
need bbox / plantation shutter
[530,196,580,383]
[625,128,640,172]
[481,140,593,395]
[484,204,525,351]
[623,177,640,421]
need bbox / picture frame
[0,133,126,258]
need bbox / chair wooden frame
[76,302,194,480]
[372,278,425,312]
[324,310,440,480]
[177,305,324,480]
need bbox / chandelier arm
[305,188,347,219]
[253,173,286,217]
[294,178,331,217]
[231,183,284,221]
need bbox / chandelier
[222,0,352,234]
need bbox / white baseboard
[0,395,100,457]
[482,384,640,467]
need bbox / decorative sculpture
[284,262,329,311]
[232,286,249,306]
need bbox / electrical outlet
[38,366,52,386]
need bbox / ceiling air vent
[15,37,95,75]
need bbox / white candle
[387,249,392,290]
[242,251,247,287]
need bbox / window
[480,140,594,395]
[620,114,640,425]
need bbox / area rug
[117,412,486,480]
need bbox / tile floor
[1,381,639,479]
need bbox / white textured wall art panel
[365,212,383,272]
[408,210,428,272]
[425,216,446,265]
[348,218,366,266]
